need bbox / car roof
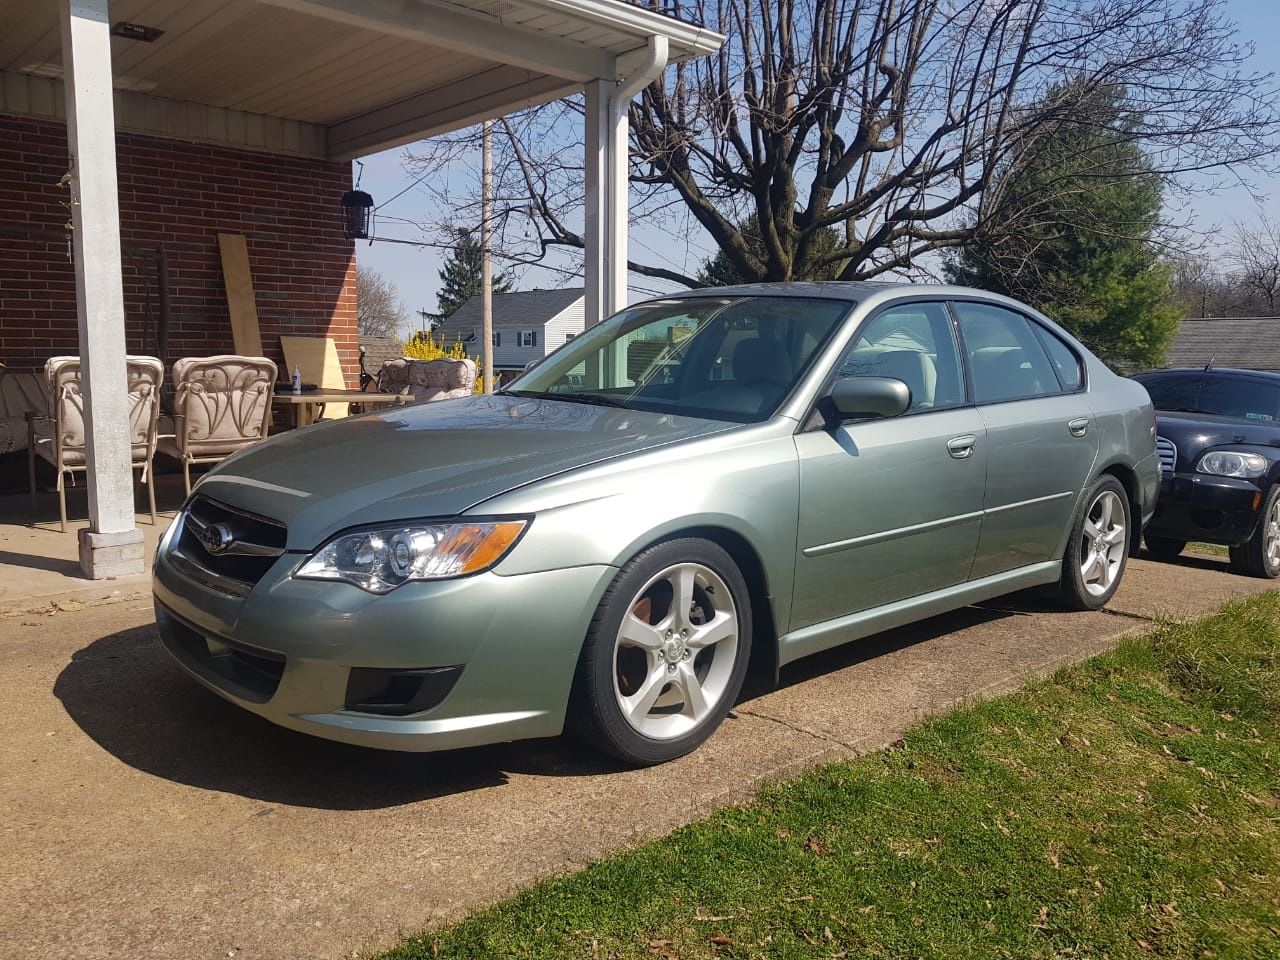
[635,280,1037,305]
[1137,367,1280,382]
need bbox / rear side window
[1136,373,1201,412]
[1033,324,1083,391]
[953,301,1060,404]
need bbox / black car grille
[172,496,287,593]
[1156,436,1177,474]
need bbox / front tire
[1144,534,1186,560]
[1058,476,1131,610]
[569,538,752,765]
[1229,484,1280,579]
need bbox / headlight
[295,519,527,593]
[1196,451,1268,479]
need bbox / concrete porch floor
[0,471,188,614]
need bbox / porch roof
[0,0,721,159]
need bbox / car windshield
[504,296,853,423]
[1139,372,1280,423]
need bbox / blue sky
[355,0,1280,331]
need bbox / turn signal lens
[296,519,528,594]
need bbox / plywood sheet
[217,233,263,357]
[280,335,349,419]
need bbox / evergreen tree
[434,231,511,322]
[946,84,1181,370]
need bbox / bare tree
[355,265,407,339]
[1229,215,1280,314]
[405,0,1278,287]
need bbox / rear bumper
[1145,472,1264,546]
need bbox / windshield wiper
[507,389,630,409]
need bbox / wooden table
[272,388,401,428]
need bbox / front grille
[173,496,287,591]
[1156,436,1177,474]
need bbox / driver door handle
[946,434,977,459]
[1068,417,1091,438]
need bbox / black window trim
[799,295,976,432]
[946,296,1089,407]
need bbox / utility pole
[481,120,494,394]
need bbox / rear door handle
[946,434,977,459]
[1068,417,1090,438]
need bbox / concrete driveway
[1,554,1270,960]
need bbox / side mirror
[828,376,910,421]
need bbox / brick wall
[0,114,357,383]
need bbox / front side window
[505,296,852,423]
[954,301,1061,404]
[835,301,966,412]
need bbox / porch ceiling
[0,0,721,158]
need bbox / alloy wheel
[1080,489,1127,597]
[612,562,739,740]
[1265,496,1280,571]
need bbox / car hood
[1155,410,1280,470]
[195,394,735,549]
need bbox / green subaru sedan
[154,283,1159,764]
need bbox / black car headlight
[295,520,528,594]
[1195,451,1268,479]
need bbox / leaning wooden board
[280,335,349,419]
[217,233,263,356]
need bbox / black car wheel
[1143,534,1186,560]
[569,538,752,765]
[1229,484,1280,579]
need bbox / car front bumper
[153,529,617,752]
[1145,471,1265,546]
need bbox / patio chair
[378,357,476,404]
[27,355,165,532]
[157,355,277,495]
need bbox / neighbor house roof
[443,288,585,333]
[360,336,403,375]
[1165,317,1280,371]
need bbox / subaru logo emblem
[200,522,234,555]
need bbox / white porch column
[60,0,144,578]
[582,79,622,327]
[582,37,668,327]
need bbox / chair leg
[27,445,36,517]
[57,471,67,534]
[183,460,191,497]
[148,461,158,524]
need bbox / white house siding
[455,293,587,370]
[544,299,586,351]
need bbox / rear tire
[1228,484,1280,579]
[1143,534,1186,560]
[569,538,752,765]
[1058,475,1131,611]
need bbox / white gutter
[521,0,725,59]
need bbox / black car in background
[1133,367,1280,578]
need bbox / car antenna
[1205,356,1215,371]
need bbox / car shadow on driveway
[56,604,1025,809]
[53,621,627,811]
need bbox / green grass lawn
[381,595,1280,960]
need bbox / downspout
[615,34,669,107]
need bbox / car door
[953,300,1099,579]
[791,300,987,630]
